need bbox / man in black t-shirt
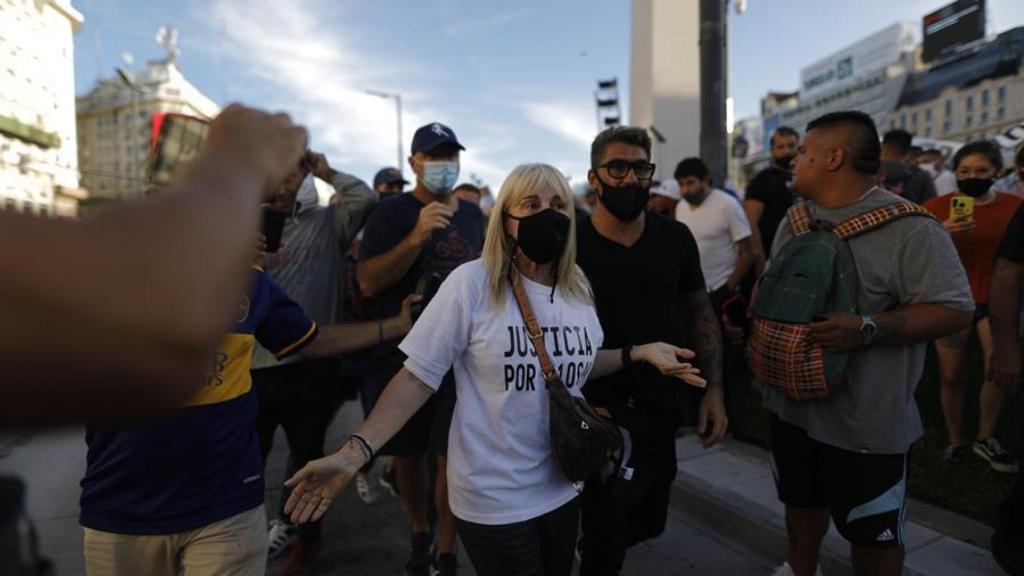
[575,126,728,576]
[357,122,484,576]
[744,126,798,274]
[880,129,937,205]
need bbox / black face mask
[773,155,795,170]
[958,177,995,198]
[597,177,650,222]
[506,209,571,265]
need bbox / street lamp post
[366,90,404,177]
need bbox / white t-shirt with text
[399,259,604,525]
[674,188,752,291]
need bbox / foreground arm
[809,305,973,352]
[591,344,706,388]
[989,258,1024,387]
[0,105,306,426]
[300,295,419,358]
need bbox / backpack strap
[786,203,815,237]
[831,202,936,241]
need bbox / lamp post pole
[366,90,404,176]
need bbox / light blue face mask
[421,160,460,195]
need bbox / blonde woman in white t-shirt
[282,163,707,576]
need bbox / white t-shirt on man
[674,188,752,291]
[399,259,604,525]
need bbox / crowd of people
[3,102,1024,576]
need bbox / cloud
[521,101,596,149]
[200,0,511,186]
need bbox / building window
[912,112,918,127]
[900,114,906,128]
[966,115,973,127]
[925,127,932,137]
[981,111,988,124]
[982,89,990,107]
[998,107,1006,120]
[945,99,952,116]
[943,121,952,134]
[998,86,1007,103]
[966,95,974,112]
[925,109,932,123]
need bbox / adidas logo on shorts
[876,528,896,542]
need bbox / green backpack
[747,200,935,401]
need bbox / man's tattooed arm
[683,290,723,389]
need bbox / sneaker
[380,463,400,497]
[942,444,967,464]
[405,532,432,576]
[431,552,457,576]
[973,438,1020,473]
[355,471,379,505]
[771,562,822,576]
[268,519,296,560]
[278,538,322,576]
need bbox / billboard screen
[922,0,986,63]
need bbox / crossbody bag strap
[510,272,560,388]
[830,201,937,241]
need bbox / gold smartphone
[951,196,975,222]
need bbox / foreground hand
[990,346,1022,389]
[204,104,308,197]
[698,386,728,448]
[283,452,355,524]
[807,312,863,352]
[633,343,706,388]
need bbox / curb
[668,437,1005,576]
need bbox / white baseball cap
[651,180,680,201]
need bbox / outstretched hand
[633,343,707,388]
[283,452,355,524]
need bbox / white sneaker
[267,518,296,560]
[771,562,823,576]
[355,470,379,505]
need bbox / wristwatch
[860,315,878,346]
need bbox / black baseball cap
[411,122,465,155]
[373,167,408,187]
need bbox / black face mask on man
[506,209,571,265]
[958,177,995,198]
[597,177,650,222]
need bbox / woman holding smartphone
[923,140,1022,473]
[280,163,707,576]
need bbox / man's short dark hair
[770,126,799,147]
[952,140,1004,173]
[806,111,882,176]
[882,129,914,156]
[919,148,943,159]
[674,157,710,181]
[590,126,651,169]
[453,183,480,196]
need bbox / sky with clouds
[73,0,1023,190]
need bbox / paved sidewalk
[671,435,1006,576]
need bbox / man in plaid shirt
[757,111,973,576]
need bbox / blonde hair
[482,163,593,306]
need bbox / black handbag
[510,273,622,483]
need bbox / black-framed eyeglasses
[598,160,656,181]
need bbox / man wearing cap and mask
[575,126,727,575]
[357,122,484,576]
[373,167,409,201]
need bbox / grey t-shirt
[251,171,377,370]
[761,187,974,454]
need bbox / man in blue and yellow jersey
[79,267,416,576]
